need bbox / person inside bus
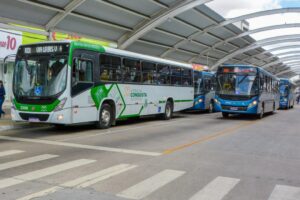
[0,80,6,118]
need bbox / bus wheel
[163,101,173,120]
[97,104,113,129]
[208,102,214,113]
[222,112,229,118]
[258,106,264,119]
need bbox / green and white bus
[11,41,194,128]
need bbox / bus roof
[19,41,192,69]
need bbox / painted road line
[163,121,255,155]
[189,176,240,200]
[0,150,24,157]
[0,136,161,156]
[58,117,195,142]
[268,185,300,200]
[117,169,185,200]
[0,159,95,189]
[17,164,137,200]
[0,154,58,171]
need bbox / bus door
[203,75,214,109]
[71,50,99,123]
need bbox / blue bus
[214,65,280,119]
[191,70,216,112]
[279,78,296,109]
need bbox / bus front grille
[19,113,50,122]
[221,105,248,111]
[219,94,251,101]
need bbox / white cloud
[207,0,300,74]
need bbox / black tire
[258,105,264,119]
[208,101,214,113]
[222,112,229,118]
[272,102,276,113]
[162,101,173,120]
[96,104,113,129]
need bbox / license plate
[28,117,40,122]
[230,107,238,111]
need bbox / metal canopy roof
[0,0,297,79]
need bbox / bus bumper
[11,108,72,124]
[214,97,258,114]
[190,96,206,110]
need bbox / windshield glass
[13,56,68,97]
[279,84,289,97]
[217,73,259,96]
[194,71,203,96]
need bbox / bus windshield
[13,55,68,97]
[279,84,289,97]
[217,73,259,96]
[194,71,203,96]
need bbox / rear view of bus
[214,65,280,119]
[279,78,296,109]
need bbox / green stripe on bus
[174,100,193,102]
[116,84,127,118]
[13,99,60,112]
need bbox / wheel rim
[166,105,171,117]
[209,103,213,113]
[101,109,111,126]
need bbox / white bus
[11,41,194,128]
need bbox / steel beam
[118,0,212,49]
[46,0,87,31]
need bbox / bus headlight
[284,98,288,102]
[57,114,64,121]
[248,100,258,108]
[198,99,203,103]
[54,98,67,112]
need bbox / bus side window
[142,62,156,84]
[100,54,121,82]
[157,64,170,85]
[170,66,182,86]
[123,58,142,83]
[72,58,94,96]
[182,69,192,86]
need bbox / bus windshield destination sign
[22,44,69,55]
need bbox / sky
[207,0,300,76]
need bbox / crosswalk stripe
[17,164,137,200]
[0,159,95,189]
[117,169,185,200]
[268,185,300,200]
[188,176,240,200]
[0,136,161,156]
[0,150,24,157]
[0,154,59,171]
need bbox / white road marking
[0,159,95,189]
[268,185,300,200]
[0,150,24,157]
[58,119,189,142]
[0,136,161,156]
[117,169,185,200]
[17,164,137,200]
[0,154,58,171]
[188,176,240,200]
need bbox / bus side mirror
[3,63,7,74]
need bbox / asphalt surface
[0,106,299,200]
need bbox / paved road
[0,107,299,200]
